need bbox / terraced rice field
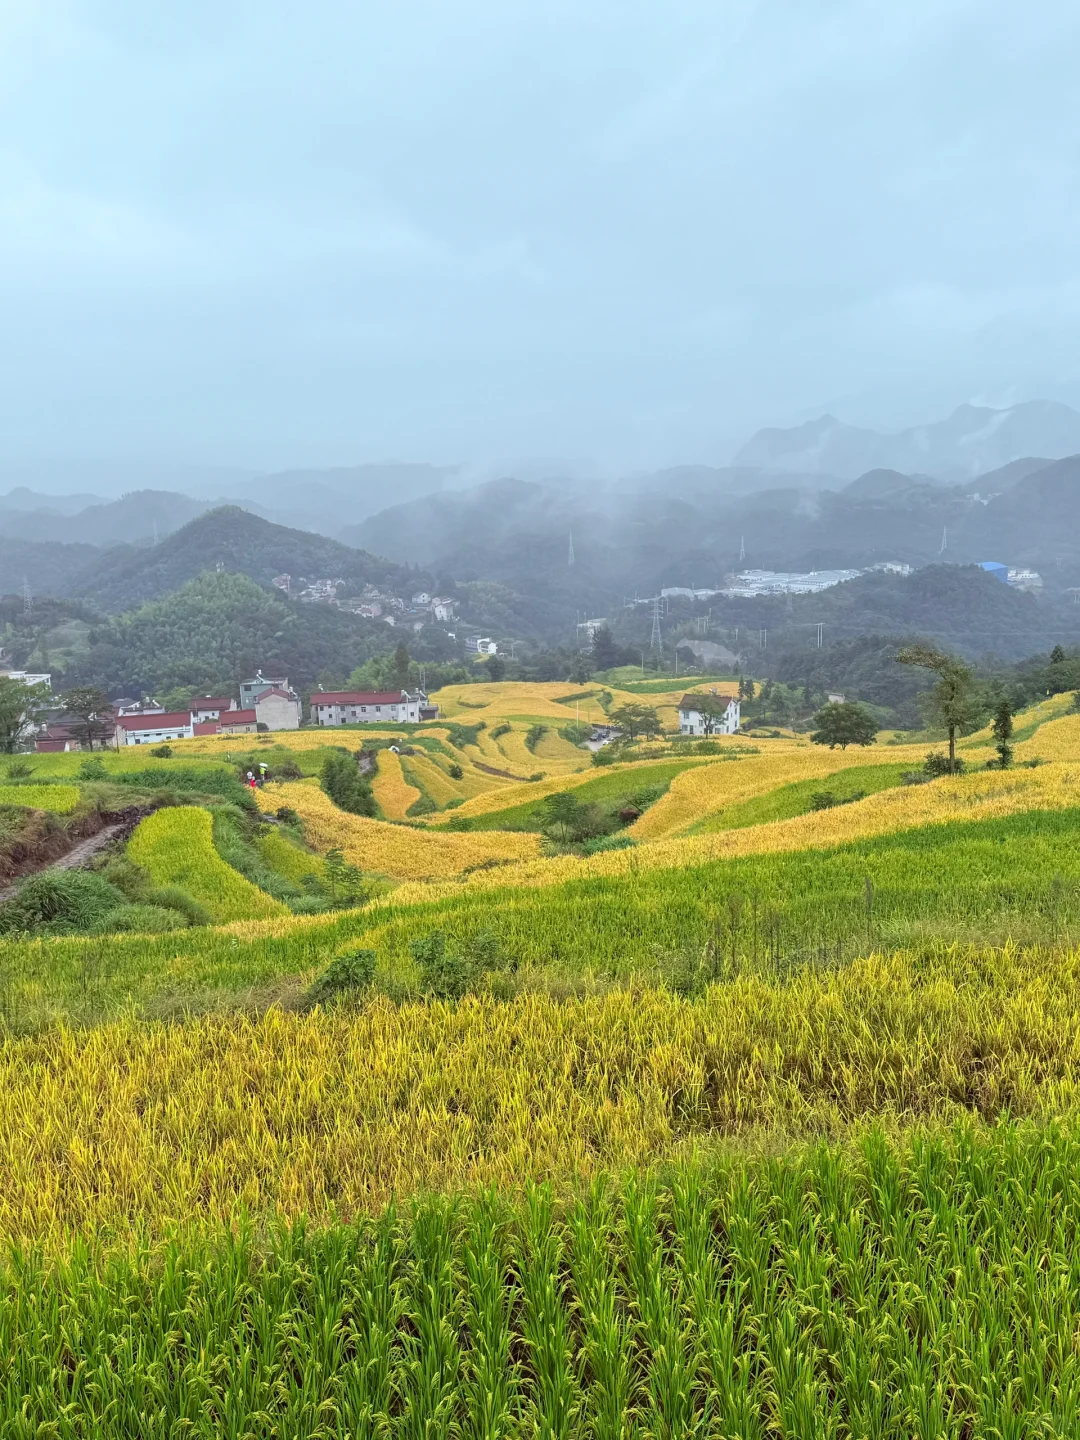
[128,806,287,922]
[6,683,1080,1434]
[255,781,542,880]
[370,748,421,820]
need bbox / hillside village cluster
[11,664,740,752]
[29,671,441,752]
[271,576,458,628]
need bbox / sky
[1,0,1079,480]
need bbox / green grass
[8,1119,1080,1435]
[128,808,287,924]
[256,827,326,887]
[687,761,912,834]
[3,805,1080,1025]
[0,783,80,812]
[455,759,705,832]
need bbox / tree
[896,645,983,770]
[610,702,662,740]
[0,677,50,753]
[391,644,411,690]
[62,686,115,751]
[320,749,377,817]
[685,693,736,736]
[810,700,878,750]
[590,627,623,673]
[991,696,1014,769]
[1051,645,1067,664]
[484,655,506,682]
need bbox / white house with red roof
[114,711,195,746]
[310,689,427,726]
[190,695,238,723]
[253,686,301,730]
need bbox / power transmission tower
[567,530,575,567]
[816,622,823,648]
[939,525,947,554]
[739,535,746,562]
[21,577,32,618]
[759,628,767,651]
[152,520,159,546]
[650,597,663,653]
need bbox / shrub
[320,749,376,817]
[924,751,966,777]
[78,757,109,780]
[490,722,511,739]
[409,930,470,1000]
[306,949,377,1007]
[524,724,547,753]
[811,791,838,810]
[0,870,127,935]
[149,745,173,759]
[447,813,472,831]
[276,806,299,824]
[144,885,212,927]
[5,760,34,779]
[95,903,186,934]
[447,763,464,780]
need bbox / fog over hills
[733,401,1080,481]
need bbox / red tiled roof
[193,721,221,736]
[254,687,295,701]
[311,691,405,706]
[115,711,193,731]
[192,696,234,710]
[219,709,257,726]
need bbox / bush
[410,930,470,1000]
[78,757,109,780]
[447,813,472,831]
[320,749,376,817]
[95,903,186,934]
[810,791,838,810]
[149,745,173,758]
[447,763,464,780]
[524,724,547,753]
[305,949,377,1007]
[276,806,299,824]
[924,752,966,778]
[0,869,127,935]
[5,760,34,779]
[490,722,511,739]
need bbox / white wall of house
[116,721,194,746]
[678,699,741,736]
[312,693,425,726]
[254,691,301,730]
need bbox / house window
[375,705,381,712]
[361,706,367,712]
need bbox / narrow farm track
[0,823,126,902]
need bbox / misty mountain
[224,463,456,534]
[56,506,422,611]
[734,401,1080,481]
[0,490,223,547]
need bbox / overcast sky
[1,0,1078,476]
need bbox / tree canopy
[810,700,878,750]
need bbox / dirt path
[0,823,126,902]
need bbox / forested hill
[60,507,425,611]
[58,571,442,696]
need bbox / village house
[677,690,741,736]
[253,686,301,730]
[219,709,258,735]
[115,711,195,746]
[239,673,290,709]
[310,689,428,726]
[190,695,238,723]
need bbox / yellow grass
[370,749,420,820]
[630,743,928,839]
[0,784,80,813]
[4,943,1080,1247]
[1015,712,1080,762]
[254,781,541,881]
[403,751,500,806]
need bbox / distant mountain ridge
[733,400,1080,480]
